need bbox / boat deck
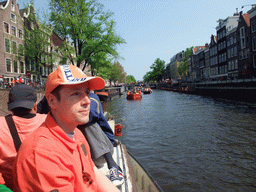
[98,143,135,192]
[100,116,163,192]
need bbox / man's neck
[13,113,36,119]
[50,112,76,134]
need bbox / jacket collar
[45,114,79,150]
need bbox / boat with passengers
[126,88,142,100]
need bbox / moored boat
[95,91,109,101]
[142,87,152,94]
[126,92,142,100]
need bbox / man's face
[53,83,91,127]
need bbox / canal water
[102,89,256,192]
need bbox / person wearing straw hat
[13,65,119,192]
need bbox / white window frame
[6,58,12,73]
[20,61,25,74]
[12,41,17,55]
[10,13,16,23]
[4,22,9,34]
[11,3,15,11]
[5,38,10,53]
[11,25,16,36]
[13,60,18,73]
[18,29,23,39]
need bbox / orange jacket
[0,173,4,185]
[0,114,47,189]
[13,114,97,192]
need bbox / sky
[18,0,254,81]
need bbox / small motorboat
[126,90,142,100]
[142,87,152,94]
[95,92,108,101]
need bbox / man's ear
[46,94,57,110]
[33,101,38,113]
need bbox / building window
[232,60,235,70]
[13,60,18,73]
[253,54,256,68]
[251,20,256,33]
[11,26,16,36]
[240,27,246,49]
[231,48,234,57]
[252,36,256,51]
[20,62,25,74]
[18,29,22,38]
[11,3,15,11]
[5,39,10,53]
[234,47,237,56]
[18,44,24,56]
[6,59,11,72]
[230,37,233,45]
[10,13,16,22]
[4,22,9,33]
[12,41,17,54]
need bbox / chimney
[233,8,239,16]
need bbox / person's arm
[94,166,120,192]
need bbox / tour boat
[142,87,153,94]
[126,91,142,100]
[101,113,163,192]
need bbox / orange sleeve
[0,173,5,184]
[13,149,75,192]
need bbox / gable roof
[0,1,7,6]
[243,13,250,27]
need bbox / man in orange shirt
[13,65,120,192]
[0,84,47,190]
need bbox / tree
[126,75,136,83]
[177,46,193,77]
[49,0,126,74]
[143,71,153,82]
[22,3,54,79]
[107,61,126,86]
[144,58,166,82]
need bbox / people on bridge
[0,84,47,190]
[13,65,120,191]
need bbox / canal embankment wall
[0,89,45,115]
[153,78,256,103]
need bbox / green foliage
[143,58,166,82]
[108,61,126,85]
[126,75,136,83]
[49,0,126,73]
[22,3,54,78]
[177,46,193,77]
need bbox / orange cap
[45,65,105,96]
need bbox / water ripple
[103,90,256,192]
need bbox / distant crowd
[0,76,45,91]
